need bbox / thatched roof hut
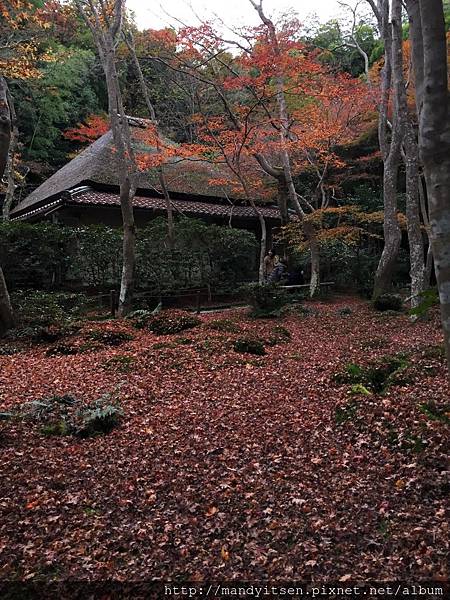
[12,118,280,234]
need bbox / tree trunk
[373,152,402,299]
[75,0,137,316]
[125,31,175,247]
[118,178,136,316]
[3,86,18,220]
[372,0,404,300]
[409,0,450,372]
[0,77,11,179]
[0,77,15,333]
[404,139,425,309]
[304,220,320,297]
[257,212,267,284]
[0,267,14,337]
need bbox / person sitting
[268,257,287,283]
[263,249,279,282]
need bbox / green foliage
[70,225,123,287]
[418,402,450,425]
[126,310,153,329]
[148,311,201,335]
[17,391,123,437]
[335,355,410,394]
[206,318,240,333]
[46,343,82,356]
[1,219,257,293]
[244,283,290,318]
[103,355,135,373]
[136,218,257,293]
[421,344,446,361]
[373,293,403,312]
[0,222,72,288]
[12,46,102,164]
[79,395,123,437]
[265,325,292,346]
[409,288,439,318]
[233,337,266,356]
[87,330,133,346]
[335,401,358,424]
[0,345,21,355]
[304,18,378,77]
[349,383,372,396]
[10,290,87,327]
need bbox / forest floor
[0,297,448,587]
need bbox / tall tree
[0,78,15,335]
[74,0,137,315]
[406,0,450,372]
[367,0,403,300]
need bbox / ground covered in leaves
[0,297,448,583]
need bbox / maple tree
[163,7,374,294]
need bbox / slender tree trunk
[407,0,450,372]
[257,212,267,284]
[404,137,425,309]
[125,32,175,247]
[370,0,403,300]
[3,87,18,220]
[0,267,14,336]
[0,77,10,179]
[304,220,320,297]
[75,0,137,317]
[373,152,402,298]
[0,77,14,334]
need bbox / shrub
[418,401,450,425]
[46,343,81,357]
[88,330,134,346]
[0,345,21,356]
[18,391,123,437]
[103,355,135,372]
[335,355,410,393]
[335,401,358,424]
[78,396,123,437]
[244,283,290,318]
[126,309,153,329]
[206,318,240,333]
[265,325,292,346]
[373,293,403,312]
[233,337,266,356]
[337,307,353,316]
[148,311,201,335]
[11,290,87,328]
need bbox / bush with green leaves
[233,337,266,356]
[87,330,133,346]
[335,354,410,393]
[373,293,403,312]
[206,318,240,333]
[11,290,87,328]
[17,391,123,437]
[265,325,292,346]
[244,283,290,318]
[148,310,201,335]
[136,217,258,293]
[0,218,258,294]
[126,309,154,329]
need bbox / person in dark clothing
[268,257,288,283]
[287,267,305,286]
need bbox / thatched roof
[13,119,269,216]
